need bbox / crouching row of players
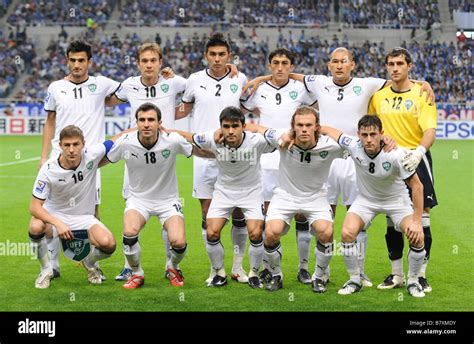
[29,103,427,297]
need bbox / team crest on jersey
[61,229,91,262]
[353,86,362,95]
[289,91,298,100]
[87,161,93,170]
[162,149,171,158]
[319,151,328,159]
[161,84,169,93]
[405,100,414,110]
[382,161,391,171]
[88,84,97,92]
[306,75,316,82]
[35,180,46,193]
[44,92,51,103]
[230,84,238,93]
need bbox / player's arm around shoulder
[319,125,343,143]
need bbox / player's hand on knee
[406,219,423,246]
[161,67,175,79]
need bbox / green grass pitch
[0,135,473,311]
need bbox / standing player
[247,106,343,293]
[40,40,120,278]
[368,48,437,293]
[175,33,250,283]
[104,103,210,288]
[244,47,434,287]
[240,48,318,285]
[105,42,187,281]
[320,116,427,298]
[29,125,116,288]
[174,107,274,288]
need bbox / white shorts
[266,189,334,234]
[125,197,184,225]
[207,186,265,220]
[347,195,413,232]
[192,157,218,199]
[48,212,102,236]
[327,158,358,206]
[261,168,279,202]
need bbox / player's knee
[264,230,279,246]
[341,228,356,243]
[123,225,140,237]
[248,227,263,242]
[318,227,333,244]
[29,219,45,235]
[169,234,186,248]
[206,227,220,242]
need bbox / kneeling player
[105,103,210,289]
[29,125,116,288]
[248,106,343,292]
[175,107,274,288]
[321,115,426,298]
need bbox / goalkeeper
[368,48,437,293]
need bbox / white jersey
[182,69,248,133]
[44,76,120,153]
[303,75,386,135]
[107,131,193,201]
[32,143,107,215]
[114,75,186,128]
[241,79,317,169]
[264,129,343,199]
[192,130,274,191]
[338,133,414,203]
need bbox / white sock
[248,238,263,276]
[341,241,360,284]
[314,241,333,279]
[162,227,171,265]
[206,239,224,271]
[408,246,425,285]
[83,246,112,268]
[391,258,404,276]
[231,223,247,271]
[264,242,282,277]
[47,235,60,271]
[123,235,144,276]
[420,259,428,278]
[296,221,311,270]
[30,233,51,272]
[168,245,187,269]
[357,230,368,274]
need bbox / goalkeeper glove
[402,145,426,172]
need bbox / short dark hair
[59,125,84,141]
[135,102,162,121]
[219,106,245,125]
[205,32,230,53]
[385,47,412,65]
[268,48,295,65]
[358,115,383,132]
[66,40,92,60]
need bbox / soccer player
[368,48,437,293]
[29,125,116,289]
[105,42,186,281]
[320,115,427,298]
[104,103,210,288]
[244,47,434,287]
[40,40,120,278]
[246,106,343,293]
[240,48,318,285]
[175,33,250,283]
[174,107,274,288]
